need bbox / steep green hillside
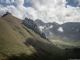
[0,14,65,60]
[0,14,33,58]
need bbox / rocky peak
[2,12,11,17]
[35,19,45,26]
[23,18,48,40]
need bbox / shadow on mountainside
[7,38,80,60]
[65,47,80,59]
[7,38,65,60]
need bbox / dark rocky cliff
[23,18,47,39]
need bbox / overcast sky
[0,0,80,24]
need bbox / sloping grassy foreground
[0,14,66,60]
[0,14,80,60]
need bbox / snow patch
[57,27,64,32]
[39,26,44,31]
[46,25,53,29]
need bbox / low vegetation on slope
[0,14,80,60]
[0,14,65,60]
[51,40,80,49]
[0,14,34,58]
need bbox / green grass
[0,14,66,60]
[1,14,80,60]
[0,14,34,56]
[51,40,80,49]
[6,38,65,60]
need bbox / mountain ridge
[35,19,80,41]
[23,18,48,40]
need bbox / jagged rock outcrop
[23,18,47,39]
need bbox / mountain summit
[2,12,11,17]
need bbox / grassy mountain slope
[0,14,65,60]
[0,14,34,57]
[51,40,80,49]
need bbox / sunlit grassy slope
[0,14,34,58]
[51,40,80,49]
[0,14,65,60]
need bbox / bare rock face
[41,33,47,39]
[35,19,45,26]
[23,18,47,39]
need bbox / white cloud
[26,0,80,24]
[25,7,38,20]
[7,5,23,19]
[0,5,25,19]
[39,26,44,31]
[46,25,53,29]
[15,0,24,7]
[0,10,6,17]
[6,0,11,3]
[11,0,14,3]
[0,0,80,24]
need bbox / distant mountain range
[35,19,80,41]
